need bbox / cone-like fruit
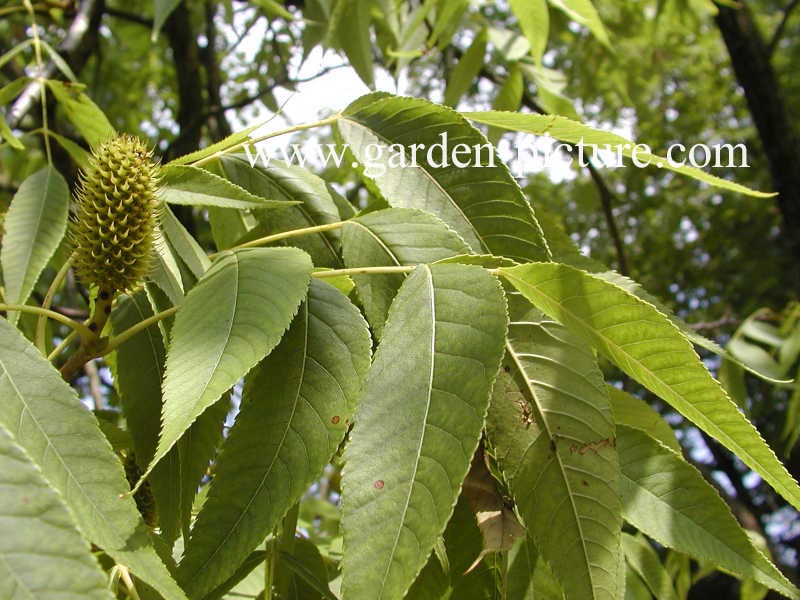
[71,134,159,294]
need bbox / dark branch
[104,6,153,27]
[201,0,231,141]
[768,0,800,57]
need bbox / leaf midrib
[503,267,800,507]
[621,469,793,594]
[504,334,595,596]
[0,358,121,546]
[377,265,436,598]
[185,302,310,581]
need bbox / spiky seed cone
[71,134,160,295]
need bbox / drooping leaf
[141,247,312,482]
[151,229,185,304]
[161,165,299,210]
[488,64,524,145]
[329,0,373,86]
[622,533,679,600]
[220,155,343,267]
[112,293,228,547]
[46,81,115,146]
[509,0,549,63]
[341,263,508,599]
[547,0,611,47]
[407,495,497,600]
[506,536,566,600]
[444,29,487,108]
[1,166,69,325]
[178,279,370,599]
[340,207,470,337]
[0,424,111,600]
[462,111,774,197]
[0,319,187,600]
[485,293,621,600]
[338,94,551,262]
[618,426,799,598]
[500,262,800,511]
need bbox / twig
[768,0,800,57]
[83,360,105,410]
[7,0,99,128]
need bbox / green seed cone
[71,134,160,294]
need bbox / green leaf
[618,426,799,598]
[607,386,680,453]
[46,81,115,146]
[0,319,187,600]
[622,533,679,600]
[444,29,487,108]
[509,0,549,63]
[0,424,112,600]
[160,206,211,280]
[341,207,470,337]
[407,495,496,600]
[166,122,262,167]
[341,263,508,599]
[547,0,611,48]
[153,0,182,38]
[112,293,227,547]
[161,165,299,209]
[141,247,312,483]
[488,64,524,145]
[462,111,775,197]
[151,229,185,304]
[338,94,551,262]
[178,279,370,599]
[485,294,621,600]
[220,156,344,267]
[506,537,566,600]
[1,166,69,325]
[500,262,800,511]
[38,40,78,82]
[329,0,373,86]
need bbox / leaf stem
[191,114,340,167]
[1,303,93,339]
[99,306,179,357]
[36,253,74,352]
[24,0,52,165]
[312,265,418,278]
[48,329,78,362]
[214,220,346,257]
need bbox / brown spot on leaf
[374,480,384,489]
[331,415,340,425]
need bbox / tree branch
[201,0,231,141]
[7,0,103,128]
[768,0,800,57]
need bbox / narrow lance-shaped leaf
[341,207,470,337]
[1,167,69,325]
[444,29,488,108]
[462,111,773,197]
[0,318,187,600]
[622,533,679,600]
[547,0,611,48]
[161,165,300,209]
[0,424,112,600]
[46,81,115,146]
[485,293,621,600]
[341,263,508,600]
[338,94,551,262]
[140,247,312,483]
[178,279,371,599]
[618,426,799,599]
[499,262,800,511]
